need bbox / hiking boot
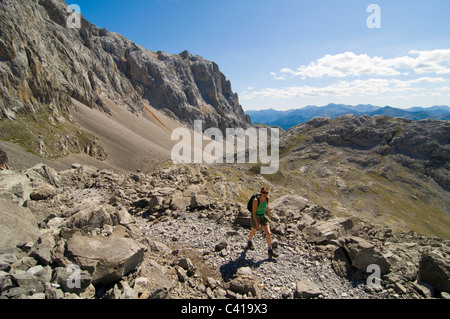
[268,248,278,259]
[247,240,255,250]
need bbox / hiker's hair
[260,187,268,193]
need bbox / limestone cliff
[0,0,250,130]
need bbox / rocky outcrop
[0,0,250,131]
[1,162,449,299]
[279,115,450,240]
[284,115,450,190]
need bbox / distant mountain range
[246,104,450,130]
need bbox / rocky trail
[1,162,449,300]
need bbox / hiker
[247,187,279,259]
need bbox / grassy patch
[0,107,97,159]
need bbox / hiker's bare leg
[248,227,257,241]
[262,225,272,248]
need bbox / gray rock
[170,191,190,211]
[28,230,56,266]
[10,270,45,294]
[190,195,211,209]
[215,241,228,252]
[331,247,353,278]
[296,280,323,298]
[44,282,64,299]
[29,184,56,200]
[178,257,195,276]
[0,254,17,272]
[66,233,144,286]
[344,236,391,275]
[271,195,309,215]
[418,250,450,293]
[0,196,41,251]
[0,271,15,292]
[138,259,173,299]
[229,275,261,299]
[64,204,115,232]
[51,266,92,294]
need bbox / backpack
[247,194,260,213]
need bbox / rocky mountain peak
[0,0,250,131]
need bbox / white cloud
[240,77,447,100]
[273,49,450,79]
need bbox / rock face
[0,0,250,131]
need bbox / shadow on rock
[219,248,277,281]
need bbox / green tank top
[256,199,267,216]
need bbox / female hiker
[247,187,278,259]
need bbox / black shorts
[251,214,269,228]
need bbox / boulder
[30,184,56,200]
[190,194,211,209]
[29,231,56,266]
[136,259,173,299]
[302,227,329,245]
[0,171,32,203]
[10,270,45,294]
[24,164,60,187]
[170,191,190,211]
[229,275,261,298]
[0,196,41,251]
[148,196,164,212]
[66,233,144,286]
[344,236,391,274]
[296,280,323,298]
[115,206,135,227]
[331,247,353,278]
[418,250,450,293]
[233,211,252,228]
[64,204,115,232]
[178,257,196,277]
[270,195,308,215]
[315,218,353,239]
[303,218,354,244]
[51,266,93,294]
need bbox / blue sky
[72,0,450,111]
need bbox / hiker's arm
[252,198,259,228]
[266,198,271,220]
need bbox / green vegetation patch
[0,107,97,160]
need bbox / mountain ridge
[0,0,250,142]
[0,0,250,171]
[246,104,450,130]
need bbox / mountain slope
[268,115,450,239]
[0,0,249,170]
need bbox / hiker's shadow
[219,248,277,281]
